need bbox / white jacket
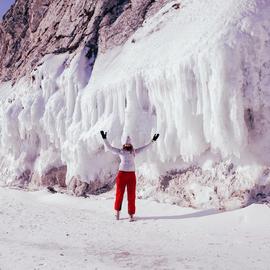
[103,139,153,172]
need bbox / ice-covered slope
[90,0,270,161]
[0,0,270,208]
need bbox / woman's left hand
[152,134,159,141]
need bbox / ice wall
[0,0,269,202]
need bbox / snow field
[0,187,270,270]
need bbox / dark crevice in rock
[141,0,156,22]
[85,43,98,59]
[26,45,39,57]
[104,0,131,26]
[53,22,60,30]
[84,8,95,19]
[244,108,255,130]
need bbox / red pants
[114,171,136,215]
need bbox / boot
[129,214,135,222]
[115,211,120,220]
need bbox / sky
[0,0,15,19]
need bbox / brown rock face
[11,169,32,188]
[0,0,170,82]
[40,166,67,187]
[68,176,115,197]
[30,166,67,188]
[68,177,89,197]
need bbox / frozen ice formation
[0,0,270,207]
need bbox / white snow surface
[0,0,270,204]
[0,187,270,270]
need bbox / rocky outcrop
[0,0,170,82]
[68,175,115,196]
[30,166,67,187]
[136,162,270,210]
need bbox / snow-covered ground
[1,187,270,270]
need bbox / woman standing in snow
[100,131,159,222]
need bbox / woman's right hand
[100,130,107,139]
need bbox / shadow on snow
[137,208,221,220]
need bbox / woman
[100,130,159,221]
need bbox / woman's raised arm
[100,131,121,155]
[134,134,159,154]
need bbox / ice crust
[0,0,269,204]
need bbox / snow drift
[0,0,270,208]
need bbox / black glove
[100,130,107,140]
[152,133,159,141]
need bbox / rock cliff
[0,0,169,82]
